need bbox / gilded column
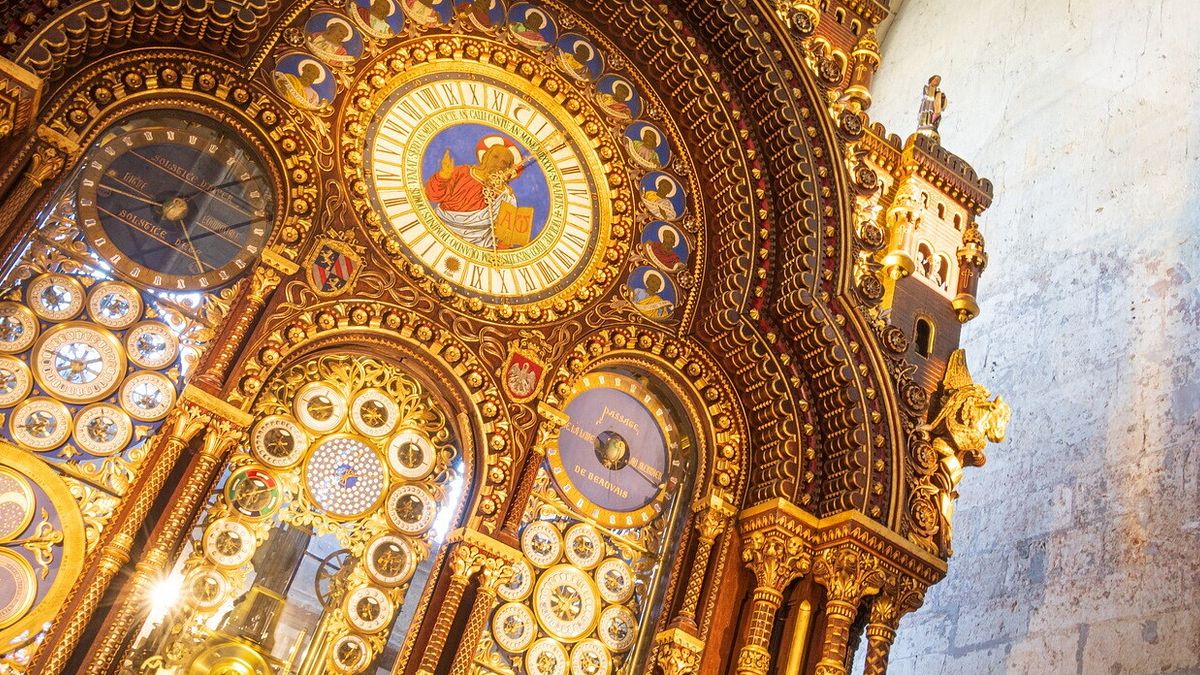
[448,555,514,675]
[0,125,74,239]
[81,391,250,673]
[34,399,211,674]
[496,402,568,540]
[811,547,887,675]
[415,542,487,674]
[735,529,812,675]
[674,494,735,631]
[862,576,925,675]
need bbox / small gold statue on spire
[917,75,948,140]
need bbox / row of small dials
[194,382,448,648]
[487,518,639,675]
[0,274,178,455]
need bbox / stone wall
[865,1,1200,672]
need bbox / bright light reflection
[146,571,185,625]
[430,469,464,541]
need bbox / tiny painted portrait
[640,172,686,222]
[273,54,337,111]
[507,3,557,50]
[624,122,671,170]
[641,221,689,272]
[628,266,676,321]
[454,0,506,28]
[556,34,604,82]
[401,0,453,26]
[595,75,642,120]
[349,0,406,38]
[420,126,551,250]
[304,12,364,64]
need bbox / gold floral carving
[908,349,1010,557]
[811,546,887,675]
[652,627,705,675]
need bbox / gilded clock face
[224,466,282,519]
[125,321,179,369]
[27,274,85,321]
[304,436,387,520]
[119,371,176,421]
[344,585,394,633]
[365,533,416,587]
[87,281,142,329]
[72,403,133,456]
[533,564,600,642]
[10,398,72,450]
[548,372,683,528]
[77,115,276,290]
[202,518,256,569]
[0,356,32,408]
[493,601,537,653]
[386,429,435,480]
[385,484,437,535]
[598,605,637,653]
[364,61,611,305]
[0,303,38,355]
[251,416,309,468]
[0,549,36,629]
[32,323,126,404]
[295,382,347,433]
[570,639,611,675]
[0,468,34,541]
[526,638,569,675]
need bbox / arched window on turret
[937,203,946,219]
[915,318,935,358]
[851,19,862,35]
[954,214,963,230]
[917,242,935,278]
[936,255,951,290]
[835,8,846,23]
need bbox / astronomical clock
[0,0,1010,674]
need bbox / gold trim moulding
[181,384,254,427]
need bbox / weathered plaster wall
[866,1,1200,672]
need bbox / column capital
[868,574,926,631]
[653,627,705,675]
[739,499,816,591]
[812,545,888,606]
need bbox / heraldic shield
[502,344,548,403]
[306,238,361,296]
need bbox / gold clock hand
[98,183,162,209]
[625,460,664,489]
[174,218,209,274]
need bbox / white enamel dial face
[533,564,600,642]
[526,637,569,675]
[569,639,611,675]
[521,520,563,568]
[119,371,176,421]
[597,605,637,653]
[125,321,179,369]
[9,397,71,450]
[498,559,535,602]
[72,403,133,456]
[202,518,256,569]
[344,585,394,633]
[294,382,347,433]
[365,533,416,587]
[32,323,126,404]
[349,388,399,437]
[386,429,435,480]
[251,415,309,468]
[563,523,604,570]
[331,634,370,673]
[0,356,32,408]
[493,601,537,653]
[384,484,437,535]
[27,274,84,321]
[0,303,37,354]
[88,281,143,329]
[304,436,387,520]
[594,558,634,604]
[366,66,602,303]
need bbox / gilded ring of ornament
[491,601,537,653]
[0,442,86,644]
[87,280,143,329]
[125,321,180,370]
[251,415,309,468]
[0,356,33,408]
[26,273,85,321]
[532,563,602,642]
[344,39,630,323]
[71,403,133,457]
[0,466,35,542]
[0,303,38,354]
[119,370,176,422]
[520,520,563,568]
[9,397,72,451]
[31,322,127,404]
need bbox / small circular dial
[547,372,683,527]
[331,634,371,673]
[526,637,569,675]
[0,303,37,354]
[498,559,535,602]
[87,281,143,329]
[0,356,32,408]
[185,568,229,610]
[72,403,133,456]
[125,321,179,369]
[0,468,35,541]
[384,484,437,535]
[32,323,126,404]
[344,585,394,633]
[9,398,71,451]
[27,274,85,321]
[119,371,176,421]
[224,466,282,519]
[294,382,347,433]
[304,436,387,520]
[594,558,634,604]
[492,601,537,653]
[386,429,435,480]
[365,533,416,587]
[569,639,611,675]
[251,415,309,468]
[0,549,36,629]
[202,518,256,569]
[598,605,637,653]
[520,520,563,568]
[349,388,399,437]
[364,61,609,305]
[76,114,277,290]
[563,523,604,570]
[533,564,600,641]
